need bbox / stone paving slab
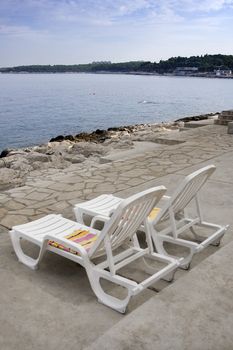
[1,125,233,229]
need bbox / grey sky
[0,0,233,66]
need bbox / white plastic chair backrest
[154,165,216,223]
[88,186,166,258]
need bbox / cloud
[0,23,46,36]
[170,0,233,12]
[0,0,233,66]
[52,0,153,24]
[1,0,233,30]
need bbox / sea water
[0,73,232,150]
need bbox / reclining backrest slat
[102,202,147,249]
[88,186,166,258]
[156,165,216,222]
[101,200,154,255]
[112,201,150,248]
[172,173,207,213]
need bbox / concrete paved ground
[0,124,233,349]
[86,240,233,350]
[0,225,126,350]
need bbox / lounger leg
[210,238,222,247]
[10,230,47,270]
[74,209,86,225]
[86,268,133,313]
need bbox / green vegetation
[1,54,233,74]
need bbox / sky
[0,0,233,67]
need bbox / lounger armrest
[160,195,171,203]
[159,234,198,251]
[90,215,111,228]
[44,234,89,256]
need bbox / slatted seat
[49,229,98,254]
[74,194,122,227]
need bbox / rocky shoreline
[0,112,218,191]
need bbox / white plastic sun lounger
[74,165,228,269]
[148,165,228,268]
[10,186,179,313]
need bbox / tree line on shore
[1,54,233,74]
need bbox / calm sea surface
[0,73,232,150]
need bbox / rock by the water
[0,148,14,158]
[71,142,107,158]
[26,152,50,163]
[50,135,65,142]
[64,135,75,141]
[63,154,86,163]
[10,159,33,173]
[0,159,5,168]
[108,127,118,132]
[95,129,105,135]
[0,168,23,189]
[175,112,219,123]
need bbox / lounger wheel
[211,240,220,247]
[179,263,190,270]
[162,270,176,282]
[211,233,224,247]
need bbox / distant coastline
[1,54,233,79]
[1,71,233,79]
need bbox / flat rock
[0,168,22,187]
[26,152,50,163]
[25,191,50,201]
[5,200,25,210]
[15,209,35,216]
[71,142,107,157]
[63,154,86,163]
[0,214,28,228]
[10,159,33,173]
[0,159,5,168]
[0,208,8,219]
